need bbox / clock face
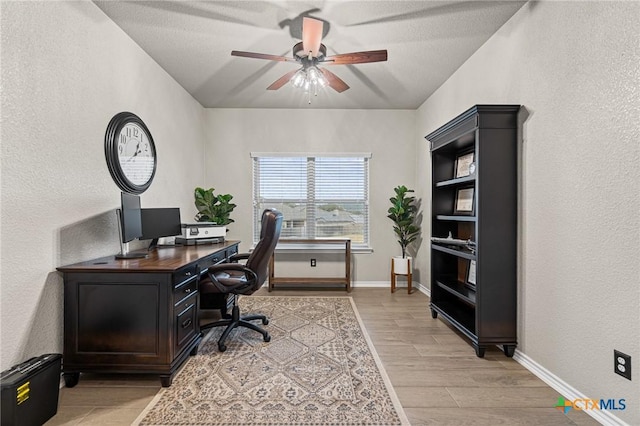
[105,112,157,194]
[117,122,155,186]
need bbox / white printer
[176,223,226,245]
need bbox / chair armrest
[205,263,258,293]
[229,252,250,263]
[207,263,251,274]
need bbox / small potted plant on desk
[194,187,237,237]
[387,185,421,292]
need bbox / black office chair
[199,208,283,352]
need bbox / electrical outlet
[614,350,631,380]
[310,259,316,267]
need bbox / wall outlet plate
[614,350,631,380]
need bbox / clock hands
[124,141,145,164]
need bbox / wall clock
[104,112,157,194]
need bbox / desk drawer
[173,276,198,306]
[196,251,226,271]
[175,293,197,351]
[227,245,239,258]
[173,265,197,286]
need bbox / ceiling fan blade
[302,17,323,57]
[319,68,349,93]
[231,50,296,62]
[267,69,299,90]
[323,50,388,65]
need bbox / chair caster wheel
[263,334,271,342]
[218,343,227,352]
[262,318,269,325]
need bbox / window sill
[251,243,373,254]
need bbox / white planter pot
[392,256,412,275]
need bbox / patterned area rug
[134,296,408,425]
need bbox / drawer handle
[181,319,193,329]
[185,272,192,276]
[184,288,192,294]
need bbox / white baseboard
[263,280,431,296]
[350,281,389,288]
[350,281,430,297]
[513,351,629,426]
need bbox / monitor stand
[147,238,159,252]
[115,210,148,260]
[148,237,179,250]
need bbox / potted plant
[194,187,236,237]
[387,185,421,274]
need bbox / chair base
[201,302,270,352]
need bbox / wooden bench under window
[268,239,351,292]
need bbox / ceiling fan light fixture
[289,66,328,94]
[307,66,320,82]
[307,66,328,88]
[291,69,306,88]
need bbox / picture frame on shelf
[454,187,475,215]
[466,259,477,288]
[455,152,475,178]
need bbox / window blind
[252,155,370,247]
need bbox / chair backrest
[245,209,283,291]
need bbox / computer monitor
[140,208,181,250]
[120,192,142,243]
[115,192,146,259]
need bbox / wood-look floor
[46,288,599,425]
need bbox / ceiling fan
[231,17,387,101]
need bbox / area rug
[134,296,409,425]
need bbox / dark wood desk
[57,241,239,387]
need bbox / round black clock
[104,112,157,194]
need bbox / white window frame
[251,152,372,251]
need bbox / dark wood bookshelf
[434,278,477,305]
[431,244,476,260]
[436,215,477,222]
[435,175,476,188]
[430,299,476,339]
[427,104,520,358]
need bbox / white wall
[3,3,637,422]
[203,109,418,282]
[0,1,207,369]
[416,2,639,424]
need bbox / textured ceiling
[93,1,526,109]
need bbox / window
[252,153,370,248]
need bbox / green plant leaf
[387,185,421,256]
[193,187,236,225]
